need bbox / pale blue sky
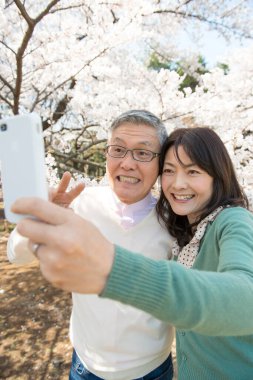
[179,29,251,68]
[197,31,250,67]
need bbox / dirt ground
[0,231,73,380]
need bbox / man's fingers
[57,171,72,193]
[51,172,85,206]
[48,187,57,202]
[67,183,85,201]
[11,197,70,225]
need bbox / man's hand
[11,197,114,294]
[49,171,85,208]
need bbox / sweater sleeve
[7,228,36,265]
[101,208,253,336]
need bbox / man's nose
[120,150,137,169]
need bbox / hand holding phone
[0,113,48,223]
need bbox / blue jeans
[69,350,173,380]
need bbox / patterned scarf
[172,206,224,269]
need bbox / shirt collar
[112,191,156,228]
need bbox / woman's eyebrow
[163,162,175,167]
[182,162,198,168]
[164,161,197,168]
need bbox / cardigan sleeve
[101,208,253,336]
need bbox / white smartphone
[0,113,48,223]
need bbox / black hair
[156,127,249,247]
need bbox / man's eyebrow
[113,137,153,146]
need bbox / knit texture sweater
[71,186,174,379]
[102,207,253,379]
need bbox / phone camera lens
[0,123,7,132]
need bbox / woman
[154,127,253,378]
[103,127,253,379]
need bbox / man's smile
[117,175,140,184]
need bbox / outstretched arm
[12,198,253,336]
[102,208,253,336]
[12,197,114,293]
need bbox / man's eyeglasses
[106,145,160,162]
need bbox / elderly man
[8,110,174,380]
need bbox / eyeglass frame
[105,144,160,162]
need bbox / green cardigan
[102,207,253,379]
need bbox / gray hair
[108,109,168,146]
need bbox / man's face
[106,122,161,204]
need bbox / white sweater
[70,187,174,379]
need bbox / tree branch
[0,39,16,55]
[52,150,106,170]
[0,74,15,93]
[42,78,76,131]
[34,0,62,23]
[13,0,62,114]
[152,9,253,39]
[0,93,13,109]
[175,0,194,11]
[37,48,109,108]
[14,0,34,26]
[49,4,85,15]
[67,138,107,160]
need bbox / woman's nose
[173,173,187,188]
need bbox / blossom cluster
[0,1,252,206]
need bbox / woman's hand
[12,197,114,294]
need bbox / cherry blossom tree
[0,0,253,203]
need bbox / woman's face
[161,145,214,224]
